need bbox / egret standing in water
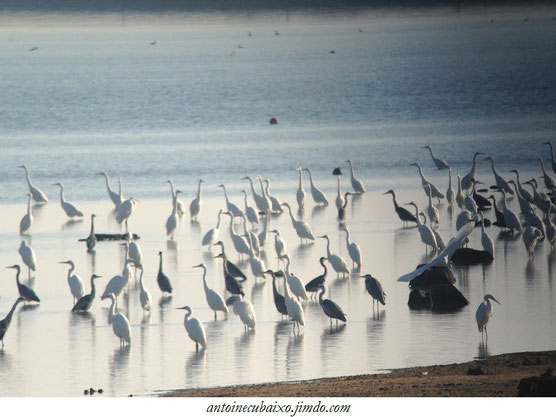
[166,189,183,240]
[446,168,455,206]
[201,209,223,247]
[116,197,138,224]
[190,179,204,221]
[105,293,131,347]
[18,240,36,278]
[72,274,102,312]
[96,171,122,209]
[303,168,328,205]
[484,156,513,195]
[226,295,256,331]
[270,229,287,260]
[0,297,25,349]
[281,271,305,332]
[137,264,151,313]
[461,151,484,191]
[295,167,306,210]
[264,178,283,214]
[59,260,84,306]
[346,159,366,193]
[177,306,207,351]
[53,182,83,218]
[166,179,185,217]
[218,184,244,218]
[479,213,495,260]
[193,263,228,320]
[18,165,48,204]
[383,190,417,227]
[423,145,449,170]
[318,235,350,277]
[19,193,33,235]
[522,226,542,258]
[318,285,347,326]
[280,203,315,243]
[343,226,362,269]
[476,294,500,341]
[212,241,247,282]
[101,258,133,300]
[410,162,444,202]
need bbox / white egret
[116,197,138,224]
[96,171,122,209]
[522,226,542,258]
[522,208,545,238]
[101,258,133,299]
[86,214,97,251]
[190,179,204,220]
[53,182,83,218]
[423,146,449,170]
[509,169,534,204]
[241,214,260,256]
[463,180,479,215]
[318,234,350,277]
[242,176,266,213]
[446,168,455,205]
[544,206,556,247]
[461,152,484,191]
[18,240,36,277]
[6,265,40,302]
[166,189,183,239]
[105,293,131,346]
[496,189,522,233]
[283,254,308,301]
[227,295,256,331]
[543,141,556,174]
[218,184,243,218]
[479,212,495,259]
[19,193,33,235]
[335,174,344,210]
[346,159,366,193]
[243,225,266,280]
[59,260,84,305]
[177,306,207,351]
[264,178,283,213]
[318,285,346,326]
[410,162,445,202]
[166,180,185,217]
[256,176,272,214]
[214,252,245,296]
[157,251,173,295]
[18,165,48,203]
[241,189,259,226]
[193,263,228,320]
[363,274,386,310]
[281,271,305,332]
[280,202,315,243]
[270,229,287,259]
[476,294,500,340]
[343,226,362,269]
[257,214,269,247]
[223,212,251,259]
[383,190,418,226]
[295,167,306,210]
[508,180,533,215]
[303,168,328,205]
[427,216,446,251]
[137,264,151,312]
[525,179,555,215]
[538,158,556,190]
[405,202,438,253]
[264,270,288,318]
[304,257,328,297]
[455,173,465,209]
[425,184,440,226]
[201,209,223,246]
[484,156,513,194]
[456,209,474,232]
[0,297,25,349]
[72,274,102,312]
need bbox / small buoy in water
[269,117,278,125]
[333,167,343,176]
[98,388,104,394]
[84,389,89,395]
[330,50,335,54]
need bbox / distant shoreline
[163,350,556,397]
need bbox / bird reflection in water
[526,259,537,281]
[477,340,490,359]
[62,219,83,231]
[185,348,206,386]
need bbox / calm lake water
[0,6,556,396]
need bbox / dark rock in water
[467,366,486,376]
[407,266,468,312]
[332,167,342,176]
[79,233,140,242]
[517,372,556,396]
[450,247,493,266]
[269,117,279,125]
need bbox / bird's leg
[214,311,217,321]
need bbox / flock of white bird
[2,143,556,352]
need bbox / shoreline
[163,350,556,397]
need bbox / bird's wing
[397,220,475,282]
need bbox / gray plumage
[264,270,287,317]
[157,251,173,294]
[72,274,102,312]
[6,265,40,302]
[318,285,347,324]
[1,297,25,348]
[364,274,386,306]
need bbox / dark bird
[213,241,247,281]
[383,190,418,226]
[471,180,492,210]
[488,195,507,230]
[264,270,287,318]
[72,274,102,312]
[28,46,38,52]
[1,297,25,349]
[338,191,354,221]
[157,251,173,295]
[6,265,40,302]
[305,257,328,297]
[214,253,244,296]
[318,285,346,325]
[364,274,386,309]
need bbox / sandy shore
[164,350,556,397]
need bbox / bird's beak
[492,297,501,305]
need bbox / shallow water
[0,6,556,396]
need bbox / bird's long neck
[197,181,203,199]
[68,264,75,277]
[283,276,290,299]
[90,216,95,235]
[26,194,32,215]
[321,259,328,276]
[4,299,23,326]
[344,229,351,245]
[58,186,65,205]
[411,205,421,224]
[118,177,123,198]
[90,277,96,298]
[24,169,32,186]
[103,175,113,194]
[171,193,178,215]
[242,192,248,208]
[14,268,21,286]
[471,154,480,174]
[389,193,399,209]
[201,268,209,292]
[448,170,452,188]
[298,170,303,188]
[158,254,163,273]
[264,180,271,195]
[271,275,278,294]
[540,159,548,175]
[247,178,257,196]
[336,176,341,194]
[324,237,332,257]
[285,205,295,223]
[348,161,355,177]
[306,170,315,186]
[457,176,462,195]
[427,148,434,159]
[168,181,176,198]
[221,186,229,203]
[109,298,116,322]
[318,288,325,305]
[215,212,222,228]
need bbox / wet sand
[165,350,556,397]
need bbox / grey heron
[72,274,102,312]
[317,285,347,326]
[157,251,173,295]
[6,265,40,302]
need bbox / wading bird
[177,306,207,351]
[137,264,151,313]
[96,171,122,209]
[363,274,386,311]
[227,295,256,331]
[461,151,484,191]
[18,240,36,277]
[214,253,245,296]
[423,145,449,170]
[6,265,40,302]
[218,184,243,218]
[410,162,444,202]
[476,294,500,341]
[53,182,83,218]
[383,190,417,227]
[190,179,204,220]
[318,285,346,326]
[72,274,102,312]
[105,293,131,347]
[157,251,173,295]
[116,197,138,224]
[201,209,223,246]
[59,260,84,305]
[303,168,328,205]
[0,297,25,349]
[18,165,48,203]
[19,193,33,235]
[212,241,247,281]
[264,270,288,318]
[194,263,228,320]
[166,180,185,217]
[318,235,350,277]
[86,214,97,251]
[305,257,328,298]
[281,272,305,332]
[281,203,315,243]
[346,159,366,193]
